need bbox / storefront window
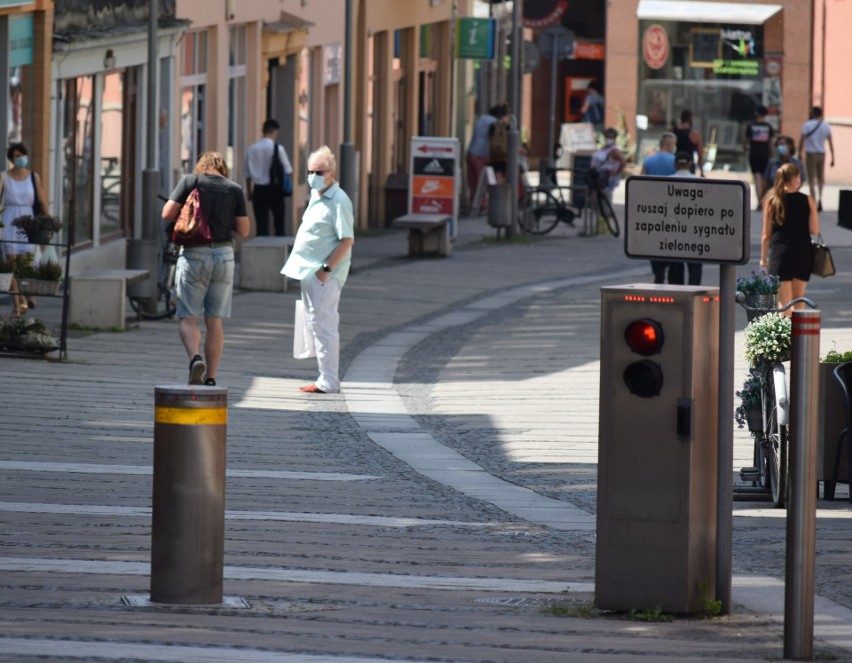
[100,71,123,239]
[8,66,34,148]
[180,31,208,173]
[7,15,35,153]
[62,77,96,246]
[636,21,767,171]
[227,25,246,183]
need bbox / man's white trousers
[301,275,343,393]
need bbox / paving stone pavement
[1,187,852,662]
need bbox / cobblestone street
[2,195,852,662]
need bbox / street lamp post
[339,0,358,216]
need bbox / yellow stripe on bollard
[155,407,227,425]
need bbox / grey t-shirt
[170,173,247,243]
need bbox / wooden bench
[69,269,150,330]
[239,235,296,292]
[391,213,452,257]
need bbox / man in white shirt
[282,146,355,394]
[798,106,835,211]
[244,118,293,235]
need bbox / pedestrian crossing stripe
[155,406,227,425]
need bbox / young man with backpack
[244,118,293,236]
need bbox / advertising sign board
[409,137,460,238]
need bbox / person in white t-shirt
[244,118,293,235]
[798,106,834,211]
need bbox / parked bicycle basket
[744,294,777,323]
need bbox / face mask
[776,145,789,156]
[307,173,326,191]
[13,156,28,169]
[604,138,615,147]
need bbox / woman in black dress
[760,162,819,311]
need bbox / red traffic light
[625,319,664,356]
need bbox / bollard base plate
[122,594,249,609]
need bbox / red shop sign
[523,0,570,30]
[642,24,669,70]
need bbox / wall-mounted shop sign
[712,60,759,76]
[9,14,34,67]
[455,17,495,60]
[642,24,669,70]
[523,0,570,30]
[691,26,761,69]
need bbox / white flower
[744,313,791,365]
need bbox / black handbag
[812,234,836,277]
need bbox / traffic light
[623,318,665,397]
[596,284,720,614]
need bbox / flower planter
[17,279,60,296]
[746,408,763,433]
[819,362,850,496]
[0,272,12,291]
[24,230,54,245]
[744,294,777,322]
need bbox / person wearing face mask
[762,135,807,208]
[281,145,355,394]
[590,128,626,195]
[1,142,48,316]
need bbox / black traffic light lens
[624,359,664,397]
[625,319,664,356]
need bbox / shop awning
[637,0,782,25]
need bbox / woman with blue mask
[1,142,49,315]
[761,135,807,208]
[281,145,355,394]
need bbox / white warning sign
[624,176,750,265]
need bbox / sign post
[408,137,460,240]
[624,175,750,615]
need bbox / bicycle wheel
[129,245,178,320]
[765,377,788,508]
[596,190,620,237]
[519,188,561,235]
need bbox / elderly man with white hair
[282,145,355,394]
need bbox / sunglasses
[307,169,326,175]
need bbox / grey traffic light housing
[596,284,720,614]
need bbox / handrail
[734,291,819,314]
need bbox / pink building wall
[814,0,852,184]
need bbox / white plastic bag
[293,299,316,359]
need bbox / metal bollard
[150,385,228,604]
[784,309,820,660]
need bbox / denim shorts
[175,246,235,319]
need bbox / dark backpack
[585,101,603,126]
[269,144,293,197]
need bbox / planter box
[17,279,61,296]
[818,362,849,486]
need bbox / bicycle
[735,292,818,507]
[128,196,178,320]
[518,167,619,237]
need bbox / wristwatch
[321,263,331,273]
